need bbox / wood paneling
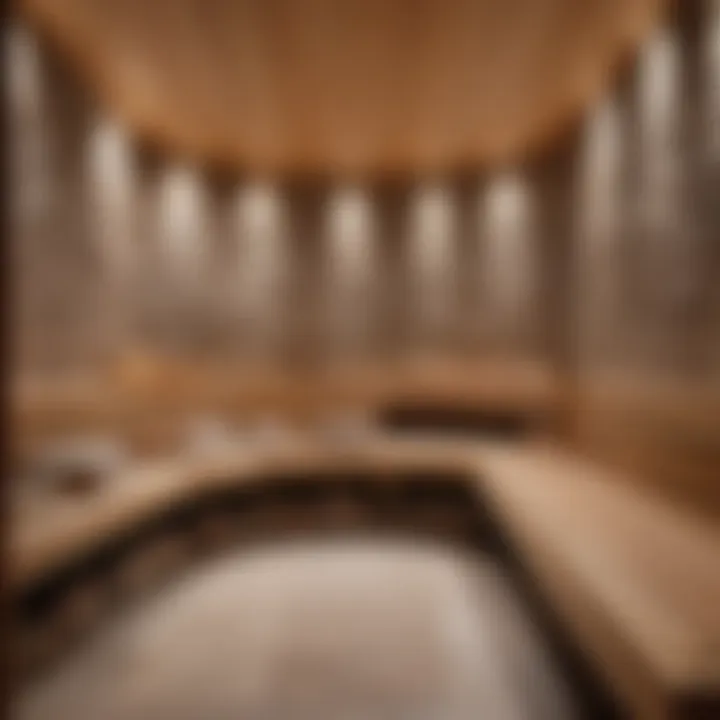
[572,0,720,518]
[20,0,665,176]
[11,357,558,461]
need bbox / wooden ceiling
[22,0,665,177]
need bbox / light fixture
[324,187,375,349]
[157,165,206,280]
[87,117,135,278]
[577,98,623,249]
[7,22,50,218]
[637,28,681,230]
[6,23,43,115]
[706,0,720,159]
[481,173,535,341]
[326,187,373,287]
[407,184,456,334]
[231,183,287,345]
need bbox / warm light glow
[7,23,50,219]
[485,175,529,234]
[157,165,206,280]
[637,28,681,229]
[87,117,136,278]
[324,188,375,349]
[576,98,625,361]
[408,185,456,335]
[6,23,43,115]
[326,188,374,278]
[481,173,535,345]
[410,186,454,271]
[578,98,623,247]
[639,29,680,137]
[706,0,720,159]
[231,183,287,346]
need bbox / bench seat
[475,445,720,719]
[9,437,720,717]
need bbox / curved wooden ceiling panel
[21,0,665,176]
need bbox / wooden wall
[7,22,560,456]
[572,0,720,518]
[8,1,720,520]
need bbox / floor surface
[15,537,578,720]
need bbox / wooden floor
[14,537,578,720]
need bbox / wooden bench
[474,445,720,719]
[9,437,720,717]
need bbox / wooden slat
[476,444,720,716]
[9,437,720,719]
[19,0,666,176]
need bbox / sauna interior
[7,0,720,718]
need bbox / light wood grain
[10,436,720,717]
[19,0,665,176]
